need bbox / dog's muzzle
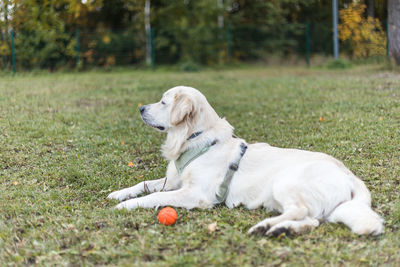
[139,105,165,131]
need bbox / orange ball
[158,207,177,226]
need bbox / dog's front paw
[248,224,270,236]
[115,199,139,210]
[115,202,127,210]
[266,226,292,237]
[107,189,129,201]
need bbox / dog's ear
[170,93,195,126]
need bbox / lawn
[0,66,399,266]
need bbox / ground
[0,66,399,266]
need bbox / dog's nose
[139,106,145,114]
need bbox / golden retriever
[108,86,383,236]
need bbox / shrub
[326,58,352,69]
[179,61,201,72]
[339,3,386,59]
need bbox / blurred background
[0,0,395,72]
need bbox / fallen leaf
[208,222,217,232]
[128,162,134,167]
[257,239,268,246]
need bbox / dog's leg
[115,189,204,210]
[108,177,180,201]
[248,205,308,235]
[327,200,384,235]
[265,217,320,237]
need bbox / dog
[108,86,384,236]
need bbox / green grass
[1,66,399,266]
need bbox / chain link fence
[0,22,390,72]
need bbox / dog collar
[187,131,203,140]
[174,140,217,176]
[215,142,247,203]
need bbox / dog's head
[140,86,217,133]
[140,86,232,160]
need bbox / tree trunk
[388,0,400,65]
[366,0,374,18]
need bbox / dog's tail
[327,177,384,235]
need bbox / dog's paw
[107,190,129,201]
[115,202,126,210]
[248,224,270,236]
[115,199,138,210]
[266,227,292,238]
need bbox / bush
[326,58,352,69]
[339,3,386,59]
[179,61,201,72]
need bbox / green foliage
[0,0,391,69]
[80,29,145,67]
[179,61,201,72]
[15,27,73,70]
[5,0,76,70]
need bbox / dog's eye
[161,101,166,105]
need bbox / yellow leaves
[0,42,10,56]
[128,162,134,167]
[257,239,268,246]
[105,56,115,66]
[102,35,111,44]
[339,3,386,59]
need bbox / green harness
[174,140,216,176]
[174,133,247,203]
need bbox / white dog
[108,86,383,236]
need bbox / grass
[0,65,399,266]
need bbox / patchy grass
[0,66,399,266]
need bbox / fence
[0,22,390,73]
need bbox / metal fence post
[386,19,389,61]
[305,22,310,67]
[145,0,151,67]
[151,27,155,68]
[10,29,16,74]
[75,29,80,68]
[332,0,339,59]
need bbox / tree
[388,0,400,65]
[339,3,386,58]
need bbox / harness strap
[174,140,217,176]
[215,142,247,203]
[174,130,248,204]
